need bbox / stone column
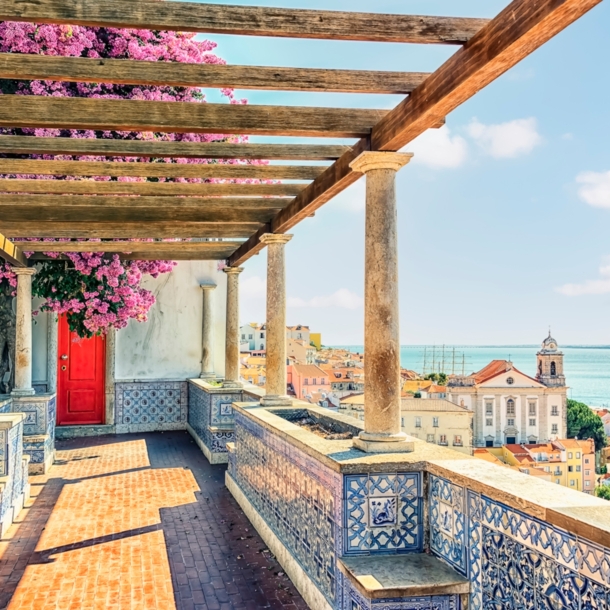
[11,268,36,397]
[349,152,413,453]
[200,283,217,379]
[260,234,292,406]
[223,268,243,388]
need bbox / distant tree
[414,392,422,399]
[438,373,448,386]
[601,464,608,475]
[567,399,607,452]
[595,486,610,501]
[424,373,439,383]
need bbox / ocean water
[334,346,610,407]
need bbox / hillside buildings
[447,333,567,448]
[287,364,330,401]
[339,396,474,455]
[476,438,596,494]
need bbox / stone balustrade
[225,399,610,610]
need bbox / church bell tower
[536,331,566,387]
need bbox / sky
[193,0,610,346]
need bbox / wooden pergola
[0,0,600,268]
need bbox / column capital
[200,283,217,291]
[13,267,36,276]
[260,233,293,246]
[223,266,244,276]
[350,151,413,174]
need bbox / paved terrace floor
[0,432,307,610]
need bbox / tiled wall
[0,417,24,529]
[187,382,257,457]
[430,474,610,609]
[233,410,342,604]
[115,381,188,433]
[232,410,426,608]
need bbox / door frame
[48,314,116,427]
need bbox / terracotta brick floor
[0,432,307,610]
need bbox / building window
[529,402,537,416]
[485,402,493,416]
[568,453,573,459]
[427,434,435,443]
[570,480,575,487]
[415,417,422,428]
[585,458,590,464]
[486,440,494,448]
[507,419,515,427]
[439,435,447,445]
[576,465,581,473]
[568,466,573,473]
[304,379,308,385]
[551,424,558,434]
[249,334,253,340]
[433,417,439,428]
[486,418,493,427]
[529,419,536,427]
[551,362,557,376]
[544,466,550,473]
[556,479,561,484]
[241,334,245,340]
[585,469,591,476]
[576,452,581,459]
[454,435,463,447]
[506,399,516,416]
[551,406,559,416]
[554,469,562,475]
[586,481,591,487]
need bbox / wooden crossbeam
[0,223,262,239]
[22,240,243,261]
[229,0,603,266]
[0,136,350,161]
[5,208,275,223]
[0,180,304,197]
[0,53,430,95]
[20,241,243,254]
[0,159,325,180]
[0,95,387,139]
[0,195,287,209]
[0,1,489,45]
[0,232,27,267]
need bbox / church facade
[447,333,568,448]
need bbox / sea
[333,346,610,408]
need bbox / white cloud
[556,261,610,296]
[467,117,542,159]
[407,126,468,169]
[288,288,363,310]
[240,275,266,299]
[576,171,610,208]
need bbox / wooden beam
[0,1,489,45]
[0,195,287,209]
[2,208,277,224]
[29,250,236,261]
[0,223,261,239]
[371,0,603,151]
[20,241,243,254]
[0,95,387,139]
[0,159,325,180]
[230,0,603,266]
[0,180,304,197]
[0,232,27,267]
[0,136,350,161]
[0,53,431,95]
[229,139,369,266]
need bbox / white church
[447,333,567,448]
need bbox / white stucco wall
[116,261,227,380]
[32,299,49,385]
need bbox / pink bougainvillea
[0,22,256,337]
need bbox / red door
[57,315,106,426]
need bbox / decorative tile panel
[429,476,467,576]
[115,381,187,432]
[12,396,55,437]
[338,570,460,610]
[233,410,342,604]
[344,473,422,556]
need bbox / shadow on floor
[0,432,307,610]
